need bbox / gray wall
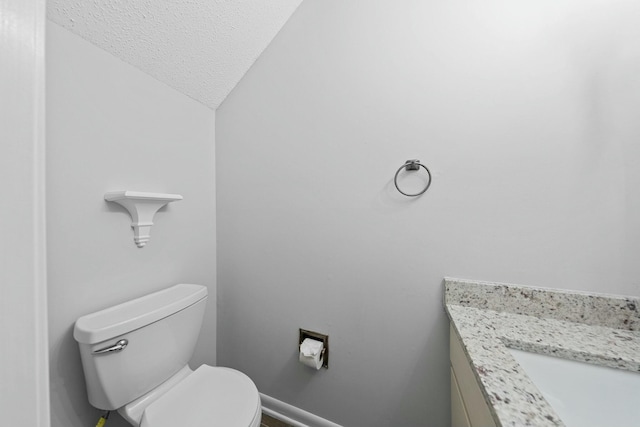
[46,23,216,427]
[216,1,640,426]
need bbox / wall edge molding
[260,393,343,427]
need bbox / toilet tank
[73,284,208,410]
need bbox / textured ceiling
[47,0,303,109]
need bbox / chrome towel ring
[394,159,432,197]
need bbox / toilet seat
[139,365,261,427]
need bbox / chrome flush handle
[93,339,128,355]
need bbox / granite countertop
[444,278,640,427]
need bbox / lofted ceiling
[47,0,303,110]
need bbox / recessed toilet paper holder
[299,328,329,369]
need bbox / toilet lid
[140,366,260,427]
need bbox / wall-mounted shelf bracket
[104,191,183,248]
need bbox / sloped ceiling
[47,0,303,109]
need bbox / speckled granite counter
[444,278,640,427]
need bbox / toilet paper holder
[299,328,329,369]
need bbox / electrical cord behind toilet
[95,411,110,427]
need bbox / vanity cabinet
[450,325,496,427]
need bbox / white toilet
[73,284,261,427]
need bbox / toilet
[73,284,261,427]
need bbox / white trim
[260,393,343,427]
[0,0,49,425]
[34,1,50,426]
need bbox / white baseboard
[260,393,343,427]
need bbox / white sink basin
[509,348,640,427]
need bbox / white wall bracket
[104,191,183,248]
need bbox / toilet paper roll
[299,338,324,370]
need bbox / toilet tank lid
[74,284,207,345]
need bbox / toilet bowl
[119,365,261,427]
[133,366,261,427]
[73,284,261,427]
